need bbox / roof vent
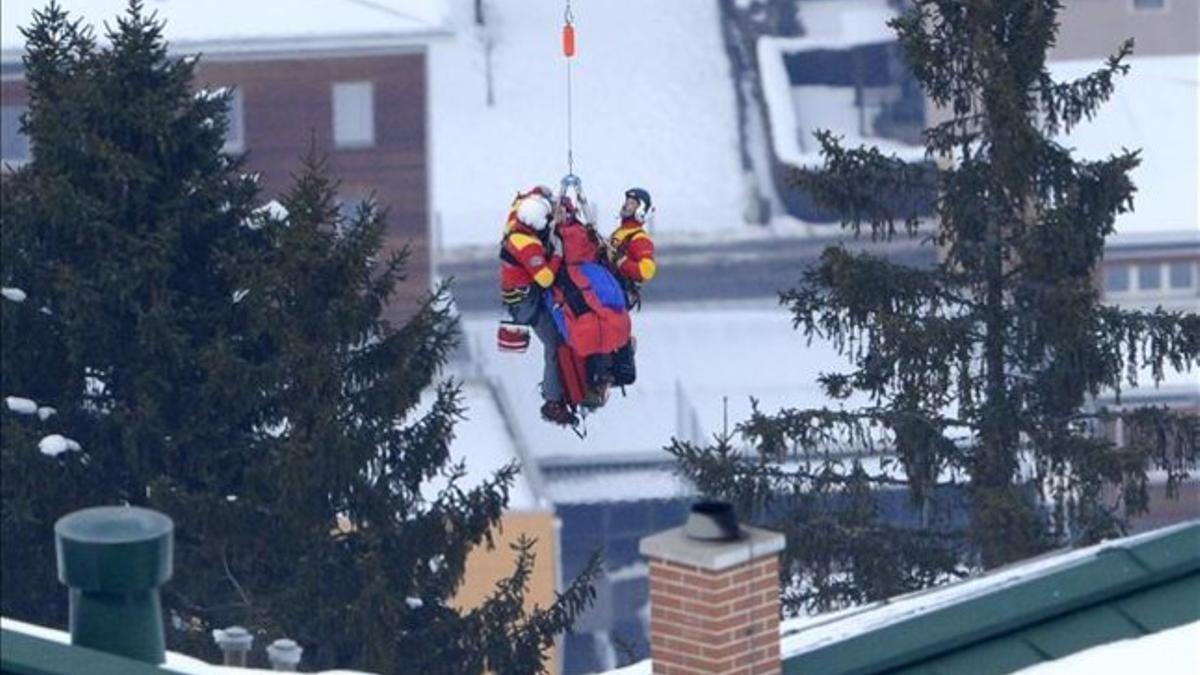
[267,637,303,671]
[213,625,254,667]
[55,505,174,665]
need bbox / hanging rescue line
[563,0,576,177]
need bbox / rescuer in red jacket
[499,185,575,425]
[609,187,657,290]
[607,187,657,386]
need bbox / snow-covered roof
[1011,620,1199,675]
[429,0,745,248]
[461,305,859,470]
[423,380,544,512]
[777,520,1197,659]
[1,0,450,63]
[757,0,928,169]
[1048,54,1199,241]
[463,300,1195,478]
[602,521,1200,675]
[778,0,901,51]
[1095,359,1200,409]
[0,617,377,674]
[542,464,693,506]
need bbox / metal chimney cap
[683,500,742,542]
[267,638,303,668]
[55,506,174,592]
[213,626,254,650]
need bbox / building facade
[1052,0,1200,60]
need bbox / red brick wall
[647,556,782,675]
[2,50,431,322]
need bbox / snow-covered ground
[428,0,746,249]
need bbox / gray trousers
[507,289,564,402]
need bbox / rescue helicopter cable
[563,0,576,177]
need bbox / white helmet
[516,193,553,230]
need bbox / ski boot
[540,400,579,427]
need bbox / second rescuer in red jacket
[609,187,657,289]
[607,187,656,386]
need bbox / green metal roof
[0,627,176,675]
[782,521,1200,675]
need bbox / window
[1104,264,1130,293]
[1108,260,1198,299]
[1168,261,1195,290]
[332,81,375,148]
[1131,0,1166,10]
[1,105,31,164]
[223,89,245,153]
[1137,263,1162,291]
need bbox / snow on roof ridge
[778,520,1199,659]
[0,616,379,674]
[1,0,451,63]
[593,522,1199,675]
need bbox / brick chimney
[639,501,785,675]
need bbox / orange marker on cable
[563,23,576,57]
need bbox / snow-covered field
[429,0,746,249]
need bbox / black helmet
[623,188,653,223]
[624,188,651,210]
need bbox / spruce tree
[672,0,1198,614]
[1,3,594,673]
[2,1,265,623]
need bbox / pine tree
[2,1,266,623]
[1,3,595,673]
[176,153,598,673]
[672,0,1198,614]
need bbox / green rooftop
[0,627,176,675]
[781,520,1200,675]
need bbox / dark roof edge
[0,626,173,674]
[784,521,1200,675]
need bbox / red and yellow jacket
[500,210,559,293]
[608,218,657,283]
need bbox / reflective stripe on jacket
[609,218,657,283]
